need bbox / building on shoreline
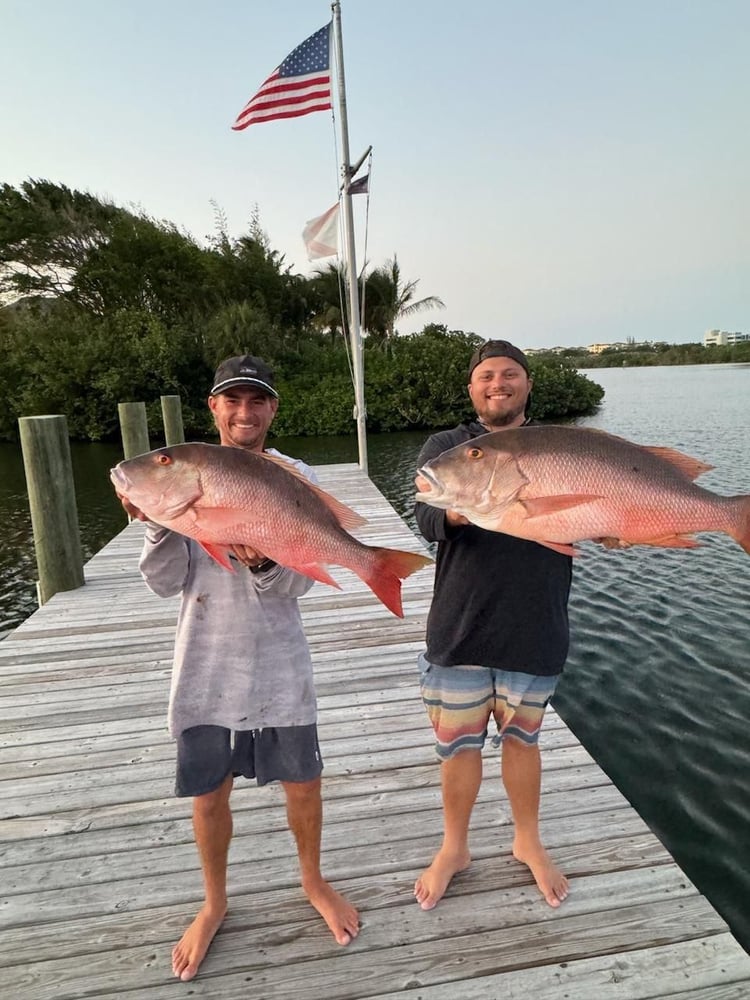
[526,332,748,354]
[703,329,749,347]
[526,340,664,356]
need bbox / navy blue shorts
[175,724,323,797]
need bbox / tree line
[0,179,604,443]
[539,341,750,368]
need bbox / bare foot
[513,841,569,908]
[303,877,360,945]
[414,847,471,910]
[171,904,227,981]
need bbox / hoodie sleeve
[138,524,191,597]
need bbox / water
[1,364,749,951]
[0,442,130,634]
[557,364,750,955]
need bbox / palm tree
[363,254,445,345]
[307,261,350,345]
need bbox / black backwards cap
[468,340,530,378]
[210,355,278,398]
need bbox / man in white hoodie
[120,355,359,982]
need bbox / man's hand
[444,509,470,527]
[229,544,268,569]
[594,536,633,550]
[415,474,469,527]
[117,492,149,522]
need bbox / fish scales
[506,429,731,539]
[177,449,355,563]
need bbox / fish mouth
[109,465,196,520]
[110,467,129,491]
[417,465,440,488]
[415,466,448,505]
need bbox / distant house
[703,329,749,347]
[587,342,631,354]
[524,346,571,356]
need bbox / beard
[477,397,528,429]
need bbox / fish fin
[359,548,433,618]
[520,494,603,518]
[314,489,369,531]
[639,534,702,549]
[258,453,368,530]
[592,532,704,552]
[642,446,714,481]
[289,562,343,590]
[537,540,579,557]
[198,541,236,571]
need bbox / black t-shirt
[414,421,572,676]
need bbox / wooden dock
[1,463,748,999]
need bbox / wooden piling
[117,401,150,459]
[18,414,84,605]
[160,394,184,446]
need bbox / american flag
[232,24,332,131]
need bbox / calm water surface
[1,364,749,951]
[560,365,750,955]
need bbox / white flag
[302,202,339,260]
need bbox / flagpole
[331,0,368,473]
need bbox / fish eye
[156,454,171,466]
[467,447,483,459]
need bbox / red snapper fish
[415,425,750,557]
[111,442,432,617]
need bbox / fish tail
[361,547,433,618]
[730,495,750,555]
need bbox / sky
[2,0,748,349]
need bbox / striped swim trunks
[418,652,559,760]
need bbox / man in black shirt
[413,340,572,910]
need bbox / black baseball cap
[468,340,530,378]
[210,355,278,398]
